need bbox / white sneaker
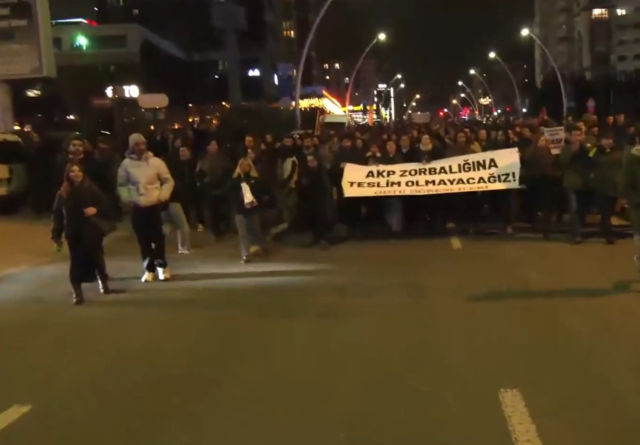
[157,267,171,281]
[178,248,192,254]
[141,271,156,283]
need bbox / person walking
[231,158,268,263]
[164,144,194,254]
[197,138,233,239]
[52,162,114,305]
[117,133,175,282]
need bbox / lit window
[283,21,293,30]
[325,75,330,80]
[592,8,609,18]
[323,63,329,69]
[617,8,627,16]
[344,77,349,83]
[334,63,340,69]
[283,30,295,38]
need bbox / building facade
[534,0,640,85]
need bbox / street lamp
[294,0,336,129]
[488,50,522,117]
[457,81,480,113]
[458,94,478,115]
[345,32,387,122]
[520,27,567,119]
[403,93,421,119]
[383,73,402,122]
[469,68,495,113]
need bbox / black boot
[72,284,84,306]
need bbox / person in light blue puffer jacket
[117,133,174,282]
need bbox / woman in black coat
[52,162,114,305]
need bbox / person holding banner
[560,126,594,244]
[382,140,405,235]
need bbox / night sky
[314,0,534,108]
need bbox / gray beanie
[128,133,146,147]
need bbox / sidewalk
[0,216,130,277]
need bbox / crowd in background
[27,111,640,260]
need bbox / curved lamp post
[488,51,522,117]
[345,32,387,122]
[469,68,495,114]
[520,27,567,120]
[457,81,480,113]
[294,0,336,130]
[457,95,478,115]
[403,93,420,119]
[382,73,401,122]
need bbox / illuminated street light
[346,31,388,119]
[520,27,566,118]
[488,50,522,116]
[295,0,337,129]
[457,81,480,114]
[468,68,495,114]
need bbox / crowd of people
[42,111,640,305]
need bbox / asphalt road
[1,229,640,444]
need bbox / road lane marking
[499,389,542,445]
[0,405,32,432]
[450,236,462,249]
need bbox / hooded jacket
[117,150,174,207]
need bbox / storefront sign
[0,0,56,79]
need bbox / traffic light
[506,107,511,112]
[438,110,444,117]
[73,34,89,50]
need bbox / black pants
[67,236,106,286]
[489,190,516,229]
[131,205,167,272]
[596,194,617,239]
[205,194,229,237]
[527,176,556,234]
[181,197,205,228]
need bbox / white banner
[543,127,564,155]
[342,148,521,197]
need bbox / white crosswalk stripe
[499,389,543,445]
[0,405,32,432]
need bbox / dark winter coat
[559,143,594,190]
[590,145,623,196]
[52,182,112,243]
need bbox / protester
[197,138,233,239]
[164,144,195,254]
[52,162,114,305]
[560,125,594,243]
[591,131,623,244]
[231,158,269,263]
[297,154,333,247]
[117,133,174,282]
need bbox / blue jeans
[565,189,590,238]
[235,212,266,257]
[162,202,191,251]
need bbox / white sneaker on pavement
[178,249,192,254]
[157,267,171,281]
[141,272,156,283]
